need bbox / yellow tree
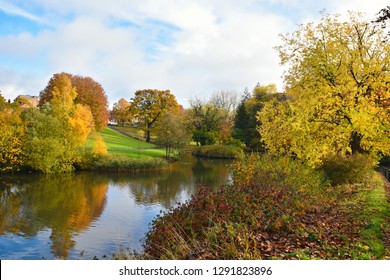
[0,102,26,173]
[39,73,109,131]
[130,89,179,142]
[24,74,94,173]
[258,12,390,166]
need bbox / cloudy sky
[0,0,388,108]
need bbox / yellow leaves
[69,104,94,147]
[0,110,26,172]
[92,135,107,156]
[259,12,390,166]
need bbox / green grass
[110,125,148,141]
[357,174,390,258]
[338,173,390,259]
[88,127,166,159]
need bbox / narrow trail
[108,125,145,142]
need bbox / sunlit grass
[87,127,166,159]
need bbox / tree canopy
[111,98,132,126]
[233,84,284,150]
[39,72,109,131]
[258,13,390,167]
[130,89,179,142]
[24,73,93,173]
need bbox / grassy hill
[88,127,166,159]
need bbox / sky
[0,0,389,108]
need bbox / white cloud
[1,0,388,108]
[0,0,46,24]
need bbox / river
[0,156,232,260]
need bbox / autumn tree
[39,72,109,131]
[25,73,93,173]
[155,110,191,159]
[258,13,390,167]
[0,101,26,173]
[233,84,284,150]
[111,98,132,126]
[374,5,390,38]
[130,89,179,142]
[71,75,109,131]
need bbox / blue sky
[0,0,388,108]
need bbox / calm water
[0,156,231,260]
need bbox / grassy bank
[87,127,166,159]
[192,145,244,159]
[80,127,168,171]
[140,155,390,260]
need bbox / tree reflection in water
[0,156,232,259]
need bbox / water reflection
[0,157,231,259]
[0,174,108,259]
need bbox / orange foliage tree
[39,72,109,131]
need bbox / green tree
[258,12,390,167]
[130,89,179,142]
[24,74,93,173]
[188,98,225,146]
[233,84,283,150]
[155,110,191,159]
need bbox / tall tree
[39,72,109,131]
[130,89,179,142]
[25,74,93,173]
[258,13,390,167]
[232,84,283,150]
[155,110,191,159]
[0,103,25,173]
[188,98,225,146]
[71,75,109,131]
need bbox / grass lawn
[109,125,148,141]
[88,127,166,159]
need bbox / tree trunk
[146,129,151,142]
[350,131,364,154]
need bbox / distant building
[14,95,39,109]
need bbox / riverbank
[191,145,244,159]
[79,127,168,172]
[138,155,390,260]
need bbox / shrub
[320,154,377,185]
[143,154,328,259]
[92,135,107,156]
[192,145,244,159]
[76,153,167,172]
[92,154,167,172]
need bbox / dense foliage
[23,74,94,173]
[130,89,180,142]
[155,110,191,159]
[258,13,390,167]
[111,98,132,126]
[233,84,285,150]
[192,145,244,159]
[143,154,389,260]
[39,72,109,131]
[0,101,26,172]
